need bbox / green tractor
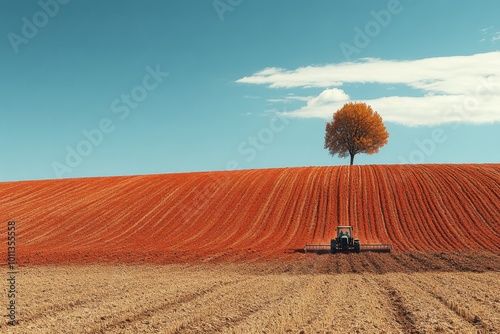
[330,226,360,254]
[304,225,391,254]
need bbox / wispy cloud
[267,94,312,103]
[237,52,500,126]
[479,26,500,44]
[479,26,493,33]
[492,32,500,42]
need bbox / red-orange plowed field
[1,164,499,265]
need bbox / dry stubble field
[2,251,499,334]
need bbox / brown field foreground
[2,251,499,334]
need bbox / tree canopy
[324,102,389,165]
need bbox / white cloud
[237,52,500,126]
[492,32,500,42]
[281,93,500,126]
[285,94,312,102]
[267,94,312,103]
[306,88,349,107]
[237,52,500,93]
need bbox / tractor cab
[330,226,360,253]
[337,226,352,238]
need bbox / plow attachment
[304,243,391,253]
[360,243,392,252]
[304,244,331,254]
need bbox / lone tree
[324,102,389,165]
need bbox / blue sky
[1,0,499,181]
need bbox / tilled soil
[12,249,500,272]
[224,250,500,275]
[1,259,498,334]
[1,165,499,267]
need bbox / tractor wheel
[354,241,360,253]
[330,240,337,254]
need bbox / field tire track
[403,274,495,333]
[91,278,250,333]
[374,276,419,334]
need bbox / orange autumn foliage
[325,102,389,165]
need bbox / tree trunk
[350,153,355,166]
